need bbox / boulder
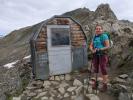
[55,76,60,81]
[12,97,21,100]
[67,87,77,92]
[73,79,83,86]
[86,94,100,100]
[59,81,69,88]
[119,74,128,79]
[58,87,65,94]
[41,96,48,100]
[118,92,131,100]
[35,92,47,99]
[65,74,72,81]
[64,93,69,98]
[43,81,51,87]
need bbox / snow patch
[23,55,31,59]
[3,55,31,69]
[3,60,19,69]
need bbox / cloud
[0,0,133,36]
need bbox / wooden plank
[71,31,83,34]
[56,18,70,25]
[36,38,45,42]
[71,25,80,28]
[37,48,47,52]
[38,36,47,39]
[36,42,47,46]
[73,37,84,39]
[37,47,46,50]
[36,45,46,47]
[72,34,83,37]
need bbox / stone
[65,74,72,81]
[72,91,75,95]
[55,76,60,81]
[0,92,6,100]
[59,81,69,88]
[35,89,43,93]
[27,92,36,97]
[60,75,65,80]
[41,96,48,100]
[49,91,56,97]
[32,80,43,88]
[23,90,30,95]
[118,92,131,100]
[44,85,50,89]
[71,94,84,100]
[43,81,51,87]
[50,93,55,97]
[21,94,27,100]
[50,88,57,94]
[49,76,55,81]
[58,87,65,94]
[118,84,128,91]
[26,86,37,90]
[75,86,83,95]
[132,94,133,99]
[67,87,77,92]
[49,97,54,100]
[73,79,83,86]
[35,92,47,99]
[57,94,62,98]
[71,95,77,100]
[13,97,21,100]
[119,74,128,79]
[86,94,100,100]
[129,72,133,78]
[51,81,59,85]
[64,93,69,98]
[114,77,127,83]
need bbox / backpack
[100,32,113,48]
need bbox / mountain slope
[0,3,133,74]
[0,22,43,65]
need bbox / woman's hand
[95,48,101,52]
[91,49,97,53]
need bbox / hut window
[51,28,70,46]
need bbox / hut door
[47,25,72,75]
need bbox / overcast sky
[0,0,133,36]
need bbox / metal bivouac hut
[30,16,88,80]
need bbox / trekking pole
[88,54,93,82]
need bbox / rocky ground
[0,59,133,100]
[12,72,117,100]
[12,71,133,100]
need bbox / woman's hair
[95,24,103,30]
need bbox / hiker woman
[89,25,110,92]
